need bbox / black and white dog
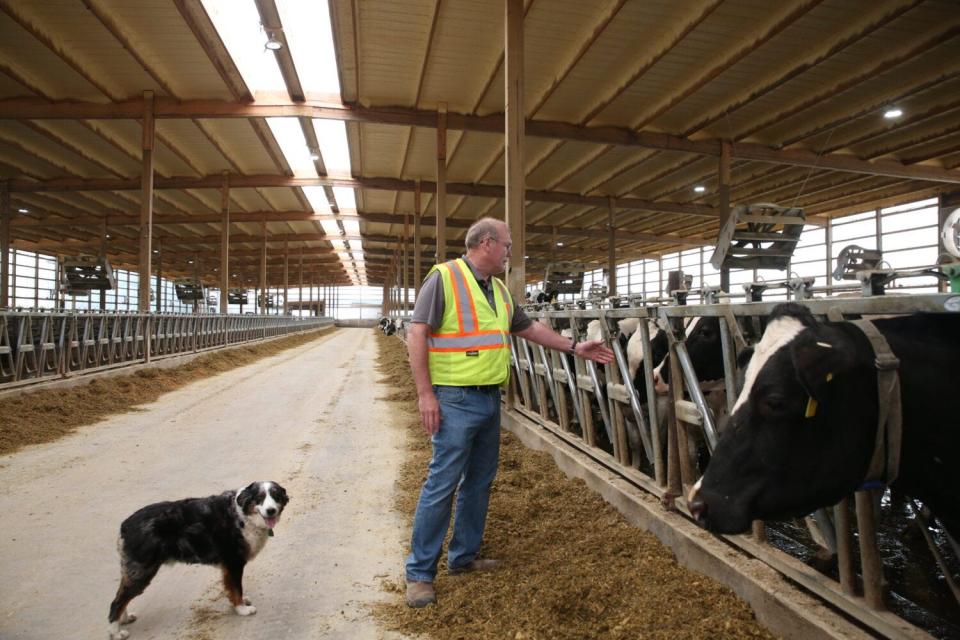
[108,481,289,640]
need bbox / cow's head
[688,303,877,534]
[657,317,726,389]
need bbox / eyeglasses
[486,236,512,251]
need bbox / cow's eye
[758,393,788,416]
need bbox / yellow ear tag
[825,372,833,382]
[805,396,818,418]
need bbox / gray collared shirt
[411,256,532,333]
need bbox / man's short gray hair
[465,217,505,250]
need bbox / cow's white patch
[688,477,703,503]
[560,328,573,339]
[627,322,658,379]
[731,316,806,414]
[618,317,639,337]
[586,319,602,342]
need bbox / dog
[108,481,289,640]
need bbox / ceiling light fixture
[264,28,283,51]
[309,149,320,160]
[694,185,706,193]
[556,242,564,247]
[883,107,903,119]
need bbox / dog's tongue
[264,516,278,530]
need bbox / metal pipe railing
[0,311,333,390]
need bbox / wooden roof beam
[8,174,721,215]
[4,98,958,184]
[173,0,253,102]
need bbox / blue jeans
[405,384,502,583]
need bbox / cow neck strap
[850,319,902,489]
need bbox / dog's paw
[243,597,252,606]
[120,611,137,625]
[234,604,257,616]
[108,628,129,640]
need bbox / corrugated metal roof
[0,0,957,288]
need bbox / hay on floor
[374,332,776,640]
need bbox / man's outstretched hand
[575,339,615,364]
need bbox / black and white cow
[378,317,398,336]
[688,302,960,536]
[652,316,726,394]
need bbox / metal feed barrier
[0,311,334,391]
[504,289,960,640]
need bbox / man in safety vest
[404,217,614,607]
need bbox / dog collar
[268,529,274,537]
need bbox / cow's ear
[790,330,856,401]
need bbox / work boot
[405,580,436,608]
[448,558,499,575]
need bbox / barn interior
[1,2,960,639]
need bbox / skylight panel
[276,0,342,100]
[267,118,321,178]
[315,121,354,177]
[201,0,286,94]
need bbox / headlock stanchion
[0,311,333,391]
[502,290,960,640]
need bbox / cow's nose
[652,372,669,395]
[265,507,277,516]
[688,497,707,523]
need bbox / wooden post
[298,248,304,316]
[403,212,410,313]
[414,180,423,293]
[259,218,267,314]
[283,240,289,315]
[719,141,731,230]
[220,172,230,314]
[834,497,856,595]
[138,91,155,315]
[193,252,201,314]
[436,104,447,264]
[719,141,731,294]
[607,197,616,296]
[505,0,526,302]
[855,489,886,610]
[155,239,162,313]
[100,217,108,310]
[0,182,10,309]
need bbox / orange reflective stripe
[452,259,481,331]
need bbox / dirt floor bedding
[372,333,777,640]
[0,328,334,456]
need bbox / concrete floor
[0,328,411,640]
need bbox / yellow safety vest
[426,258,512,386]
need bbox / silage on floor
[373,332,777,640]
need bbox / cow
[687,302,960,537]
[652,316,726,394]
[378,317,398,336]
